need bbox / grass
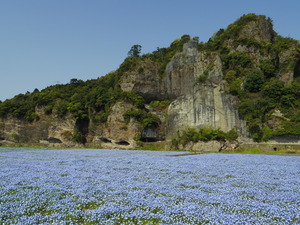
[136,142,168,151]
[227,147,300,155]
[1,141,300,155]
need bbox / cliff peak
[213,13,276,43]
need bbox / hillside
[0,14,300,150]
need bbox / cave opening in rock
[140,137,159,142]
[294,59,300,78]
[44,137,62,143]
[115,140,130,145]
[99,137,112,143]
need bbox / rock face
[120,59,164,101]
[166,85,247,137]
[90,101,139,148]
[120,41,248,139]
[0,112,76,146]
[278,45,300,85]
[162,40,198,99]
[162,42,247,137]
[166,43,246,137]
[238,18,275,42]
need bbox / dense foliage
[172,127,238,148]
[123,108,160,128]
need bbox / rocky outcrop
[166,84,247,137]
[90,101,140,148]
[238,18,275,43]
[0,112,76,146]
[161,40,198,99]
[278,44,299,85]
[120,40,248,140]
[120,59,164,101]
[151,41,247,138]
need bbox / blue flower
[0,148,299,224]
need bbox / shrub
[244,69,265,92]
[262,79,284,100]
[260,59,276,78]
[226,129,239,141]
[72,131,86,144]
[53,99,68,118]
[180,128,199,145]
[248,119,263,142]
[227,78,242,96]
[274,121,300,136]
[149,100,171,111]
[175,127,237,146]
[262,126,273,141]
[123,109,160,128]
[92,111,108,124]
[195,71,209,85]
[222,52,252,70]
[238,99,254,118]
[224,70,237,83]
[24,112,39,122]
[123,92,145,108]
[235,37,262,48]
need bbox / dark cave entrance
[115,140,130,146]
[140,137,159,142]
[294,58,300,78]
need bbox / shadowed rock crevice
[294,58,300,78]
[98,137,112,143]
[141,127,160,142]
[115,140,130,146]
[74,118,90,144]
[43,137,62,143]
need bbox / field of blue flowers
[0,147,299,224]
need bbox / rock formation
[0,14,299,150]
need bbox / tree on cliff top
[128,44,142,57]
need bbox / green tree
[228,78,242,96]
[260,59,276,78]
[53,99,68,118]
[70,78,83,84]
[226,129,239,141]
[224,70,237,83]
[244,69,265,92]
[128,45,142,57]
[262,79,284,100]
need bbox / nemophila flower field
[0,148,299,224]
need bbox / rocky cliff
[163,42,247,137]
[0,14,299,150]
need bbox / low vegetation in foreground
[0,147,299,224]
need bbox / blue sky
[1,0,299,101]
